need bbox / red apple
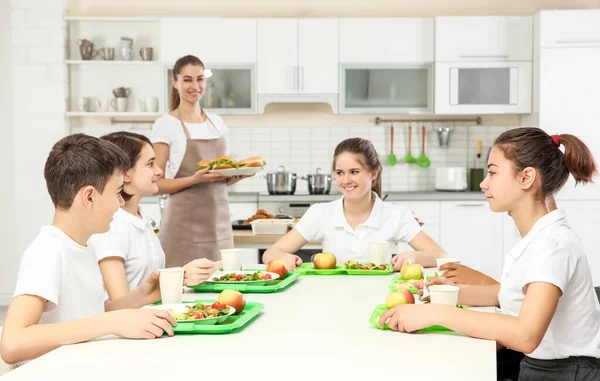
[217,289,246,315]
[400,263,423,280]
[314,252,337,269]
[266,260,288,279]
[386,289,415,308]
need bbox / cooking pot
[301,167,332,195]
[264,166,297,195]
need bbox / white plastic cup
[157,267,184,304]
[368,241,388,265]
[429,285,460,306]
[220,248,242,272]
[436,257,461,276]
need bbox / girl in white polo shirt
[263,138,444,270]
[89,132,219,302]
[380,127,600,381]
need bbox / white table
[3,270,497,380]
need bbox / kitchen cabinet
[160,17,257,64]
[394,201,440,254]
[439,201,504,281]
[257,18,338,95]
[435,16,533,61]
[537,10,600,48]
[339,18,434,63]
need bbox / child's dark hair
[100,132,153,202]
[170,55,205,111]
[494,127,597,197]
[44,134,131,209]
[333,138,382,199]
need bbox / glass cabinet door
[340,65,433,114]
[166,66,255,114]
[451,67,516,105]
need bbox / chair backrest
[0,327,17,375]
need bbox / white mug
[157,267,184,304]
[77,97,90,112]
[110,97,128,112]
[120,47,133,61]
[220,249,242,272]
[368,241,388,265]
[144,96,159,112]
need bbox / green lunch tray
[297,263,347,275]
[369,304,467,333]
[187,270,301,293]
[154,300,264,334]
[297,262,393,275]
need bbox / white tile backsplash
[70,123,510,194]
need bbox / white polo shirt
[498,209,600,359]
[89,208,166,300]
[13,226,106,324]
[294,193,422,263]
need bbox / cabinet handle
[299,66,304,91]
[293,66,297,91]
[556,39,600,44]
[456,203,485,207]
[458,55,509,59]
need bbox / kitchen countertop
[233,230,321,249]
[2,268,496,381]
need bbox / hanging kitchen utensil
[387,123,397,166]
[434,124,455,148]
[404,123,417,164]
[417,124,431,168]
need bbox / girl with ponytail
[381,127,600,381]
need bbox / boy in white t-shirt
[0,134,176,366]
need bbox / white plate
[209,167,263,177]
[206,270,280,284]
[145,302,236,323]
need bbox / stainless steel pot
[301,167,332,195]
[264,166,297,195]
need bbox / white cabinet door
[440,201,503,280]
[435,16,533,61]
[339,18,434,63]
[538,47,600,200]
[161,17,257,63]
[539,10,600,48]
[558,201,600,287]
[298,18,339,94]
[257,18,298,94]
[392,201,440,255]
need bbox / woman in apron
[151,55,245,267]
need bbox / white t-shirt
[294,193,422,263]
[498,209,600,359]
[150,112,229,179]
[12,226,106,325]
[89,208,166,300]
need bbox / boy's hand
[136,271,164,305]
[110,309,176,339]
[282,253,303,270]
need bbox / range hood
[257,94,339,114]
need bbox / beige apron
[159,110,233,267]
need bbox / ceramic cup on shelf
[110,97,128,113]
[98,47,115,60]
[77,97,90,112]
[144,97,158,112]
[120,37,133,49]
[77,39,96,60]
[139,47,153,61]
[120,47,133,61]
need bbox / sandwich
[195,159,212,170]
[238,156,266,168]
[210,155,238,170]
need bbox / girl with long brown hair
[263,137,444,270]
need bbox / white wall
[0,0,16,306]
[0,0,68,305]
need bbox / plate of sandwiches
[196,156,266,177]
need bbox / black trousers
[519,355,600,381]
[497,348,525,380]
